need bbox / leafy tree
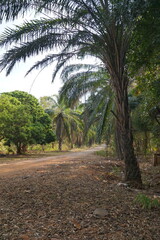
[39,96,55,110]
[1,0,157,186]
[131,67,160,153]
[128,0,160,154]
[30,114,56,147]
[0,94,32,154]
[0,91,55,154]
[132,105,152,155]
[6,90,44,121]
[129,0,160,70]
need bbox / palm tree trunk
[70,142,74,149]
[115,120,123,160]
[112,75,142,188]
[58,138,62,151]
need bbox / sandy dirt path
[0,145,160,240]
[0,145,105,176]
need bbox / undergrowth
[134,193,160,209]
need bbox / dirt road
[0,145,160,240]
[0,145,105,176]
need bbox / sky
[0,13,63,100]
[0,56,63,99]
[0,13,99,100]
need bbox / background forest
[1,65,160,157]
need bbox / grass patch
[134,193,160,209]
[94,150,107,157]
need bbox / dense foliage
[0,91,55,154]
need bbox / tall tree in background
[41,96,83,151]
[59,63,113,144]
[1,0,158,186]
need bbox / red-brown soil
[0,146,160,240]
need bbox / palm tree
[45,96,83,151]
[59,63,113,144]
[0,0,148,186]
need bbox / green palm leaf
[43,95,83,150]
[59,63,108,105]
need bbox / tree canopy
[0,91,55,154]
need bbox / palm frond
[0,0,33,20]
[0,30,71,75]
[0,17,69,47]
[59,63,108,106]
[60,63,103,82]
[96,95,113,142]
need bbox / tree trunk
[41,144,45,152]
[115,120,123,160]
[75,136,82,148]
[143,131,148,156]
[70,142,73,149]
[16,143,22,155]
[22,144,27,154]
[58,138,62,151]
[112,74,142,188]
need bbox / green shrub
[0,140,8,154]
[134,193,160,209]
[94,150,107,157]
[111,166,121,176]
